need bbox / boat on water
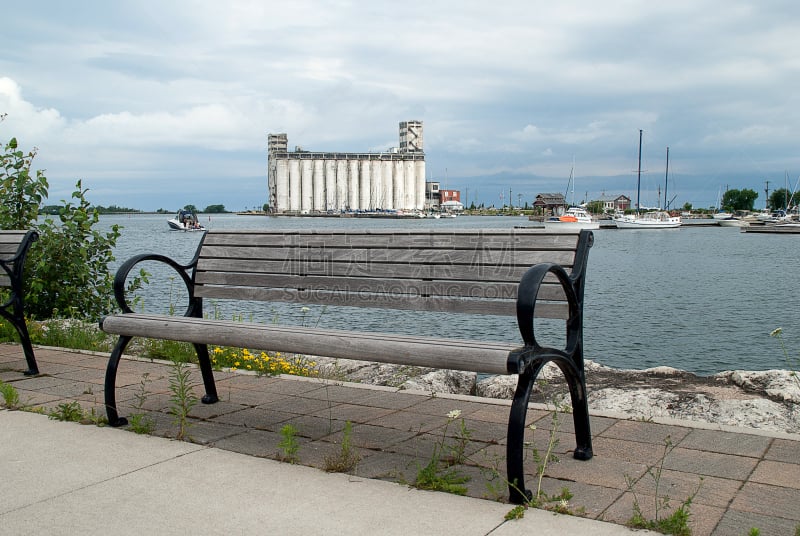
[168,209,206,231]
[613,131,682,229]
[614,210,681,229]
[717,217,749,228]
[544,162,600,231]
[543,206,600,230]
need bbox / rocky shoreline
[313,357,800,435]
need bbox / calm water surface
[103,213,799,375]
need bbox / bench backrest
[194,229,592,319]
[0,230,38,290]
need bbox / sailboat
[613,131,681,229]
[543,162,600,231]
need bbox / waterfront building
[267,121,426,214]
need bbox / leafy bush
[1,118,128,321]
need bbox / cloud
[2,1,800,210]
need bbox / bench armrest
[112,253,200,315]
[513,262,582,363]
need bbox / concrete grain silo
[267,122,425,214]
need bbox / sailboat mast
[636,129,642,213]
[664,146,669,211]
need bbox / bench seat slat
[101,313,514,375]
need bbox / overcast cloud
[1,1,799,211]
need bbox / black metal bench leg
[15,316,38,376]
[0,309,38,375]
[562,362,593,460]
[506,363,544,504]
[105,335,132,427]
[193,343,219,404]
[19,325,39,376]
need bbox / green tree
[721,188,758,212]
[768,188,797,210]
[682,202,693,211]
[183,204,198,213]
[585,200,605,214]
[202,204,226,213]
[1,120,128,320]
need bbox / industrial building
[267,121,426,214]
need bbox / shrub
[1,120,132,321]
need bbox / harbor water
[103,213,800,376]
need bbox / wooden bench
[0,230,40,376]
[100,228,595,503]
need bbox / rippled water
[103,213,799,375]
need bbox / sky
[2,1,800,212]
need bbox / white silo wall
[415,161,426,209]
[348,160,360,211]
[382,161,394,209]
[360,160,372,210]
[393,161,405,210]
[405,161,416,210]
[288,159,301,212]
[325,159,336,210]
[371,160,383,209]
[276,158,289,211]
[336,160,348,210]
[313,159,325,211]
[301,159,313,213]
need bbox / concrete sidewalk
[2,343,799,535]
[0,410,637,535]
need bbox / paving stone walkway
[2,343,799,535]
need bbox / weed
[625,435,701,536]
[128,413,156,434]
[504,406,581,519]
[128,373,155,434]
[505,505,526,520]
[748,529,760,536]
[770,328,800,390]
[27,318,114,353]
[144,338,195,362]
[168,359,198,440]
[0,380,20,408]
[412,409,472,495]
[47,401,85,422]
[323,420,361,473]
[278,424,300,463]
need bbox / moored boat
[543,206,600,230]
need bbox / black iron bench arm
[505,257,593,504]
[111,253,200,316]
[511,262,582,370]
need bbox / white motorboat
[543,206,600,230]
[168,209,206,231]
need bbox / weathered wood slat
[0,274,11,288]
[194,272,568,303]
[198,245,575,268]
[101,313,514,375]
[201,230,580,250]
[195,258,568,282]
